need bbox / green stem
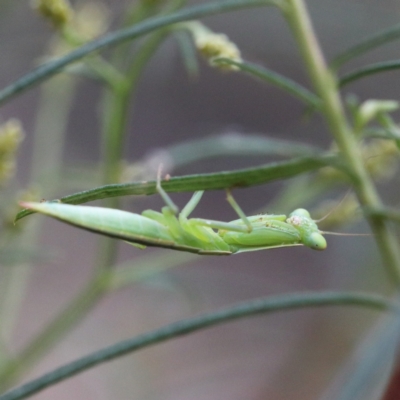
[338,60,400,88]
[0,54,133,390]
[283,0,400,285]
[15,153,341,222]
[101,31,168,185]
[0,6,170,390]
[330,22,400,70]
[0,251,196,390]
[0,291,393,400]
[0,272,110,391]
[96,30,169,270]
[213,57,321,108]
[0,76,77,386]
[0,0,280,106]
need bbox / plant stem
[0,291,393,400]
[283,0,400,285]
[0,8,170,390]
[0,0,279,106]
[0,75,77,387]
[96,30,169,270]
[0,272,110,391]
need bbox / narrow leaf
[166,134,326,163]
[174,31,199,79]
[320,308,400,400]
[0,0,277,105]
[213,58,321,108]
[331,23,400,70]
[339,60,400,88]
[16,154,343,221]
[0,291,392,400]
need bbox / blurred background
[1,0,400,399]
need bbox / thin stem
[0,291,393,400]
[330,22,400,70]
[96,31,170,270]
[0,6,171,390]
[15,153,342,221]
[283,0,400,285]
[364,207,400,225]
[0,75,77,385]
[0,0,280,106]
[213,57,321,108]
[0,250,196,390]
[0,272,110,391]
[101,31,168,186]
[339,60,400,88]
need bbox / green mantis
[19,178,327,255]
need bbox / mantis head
[287,208,327,251]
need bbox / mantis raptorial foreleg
[225,190,252,232]
[179,190,255,234]
[153,168,253,234]
[156,167,179,215]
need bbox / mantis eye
[304,232,327,251]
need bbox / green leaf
[174,31,200,79]
[321,310,400,400]
[363,127,400,142]
[331,22,400,70]
[0,0,278,106]
[365,207,400,225]
[213,58,321,108]
[0,291,392,400]
[166,134,327,162]
[339,60,400,88]
[16,153,343,221]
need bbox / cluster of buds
[353,99,399,133]
[320,138,399,183]
[362,138,399,179]
[0,120,24,186]
[32,0,109,43]
[32,0,73,28]
[185,22,242,71]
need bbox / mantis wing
[19,202,232,255]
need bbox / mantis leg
[183,190,254,233]
[226,190,252,232]
[156,167,179,214]
[189,218,250,233]
[180,191,204,219]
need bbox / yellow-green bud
[319,139,399,182]
[363,139,398,180]
[355,99,399,131]
[32,0,73,28]
[186,22,242,71]
[0,120,24,185]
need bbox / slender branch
[0,291,393,400]
[331,22,400,70]
[283,0,400,285]
[0,0,279,106]
[364,207,400,225]
[213,58,321,108]
[0,275,108,392]
[15,153,342,221]
[339,60,400,88]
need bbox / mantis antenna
[314,189,353,223]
